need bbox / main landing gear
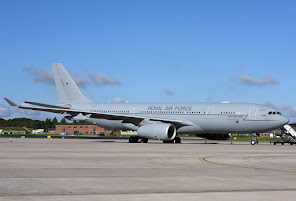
[128,136,148,143]
[163,137,181,143]
[128,136,182,143]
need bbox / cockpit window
[268,111,279,115]
[276,112,282,115]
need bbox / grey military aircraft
[4,63,289,144]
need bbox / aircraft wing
[23,101,71,109]
[4,98,192,128]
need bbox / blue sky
[0,0,295,122]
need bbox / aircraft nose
[281,116,289,125]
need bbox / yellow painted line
[200,155,296,174]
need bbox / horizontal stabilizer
[4,98,18,107]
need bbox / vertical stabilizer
[52,63,93,104]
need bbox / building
[0,129,26,135]
[32,129,45,134]
[260,133,272,138]
[55,124,120,135]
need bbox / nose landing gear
[250,133,259,145]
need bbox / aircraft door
[249,107,258,120]
[206,107,215,119]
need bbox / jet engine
[137,123,176,140]
[196,133,230,140]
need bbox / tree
[30,120,45,129]
[52,117,58,128]
[44,118,52,132]
[60,118,66,123]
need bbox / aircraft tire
[250,140,256,145]
[129,136,135,143]
[136,137,143,143]
[175,137,181,143]
[142,138,148,143]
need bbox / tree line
[0,117,66,130]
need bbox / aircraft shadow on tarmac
[92,139,267,145]
[94,140,116,143]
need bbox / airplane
[4,63,289,144]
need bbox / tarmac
[0,138,296,201]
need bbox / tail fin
[52,63,93,104]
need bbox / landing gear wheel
[134,136,142,143]
[128,136,134,143]
[163,137,181,144]
[175,137,181,143]
[250,140,257,145]
[129,136,144,143]
[142,138,148,143]
[129,136,135,143]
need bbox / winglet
[4,98,18,107]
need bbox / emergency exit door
[249,107,258,120]
[206,107,215,119]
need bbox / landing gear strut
[128,136,148,143]
[250,133,259,145]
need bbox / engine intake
[138,123,176,140]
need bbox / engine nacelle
[196,133,230,140]
[137,123,176,140]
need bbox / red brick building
[55,124,119,135]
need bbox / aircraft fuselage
[70,102,288,134]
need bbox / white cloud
[232,73,279,86]
[164,89,174,96]
[265,101,296,123]
[23,66,54,85]
[69,73,88,88]
[111,97,124,103]
[23,66,88,88]
[0,104,12,118]
[1,102,61,121]
[88,71,120,86]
